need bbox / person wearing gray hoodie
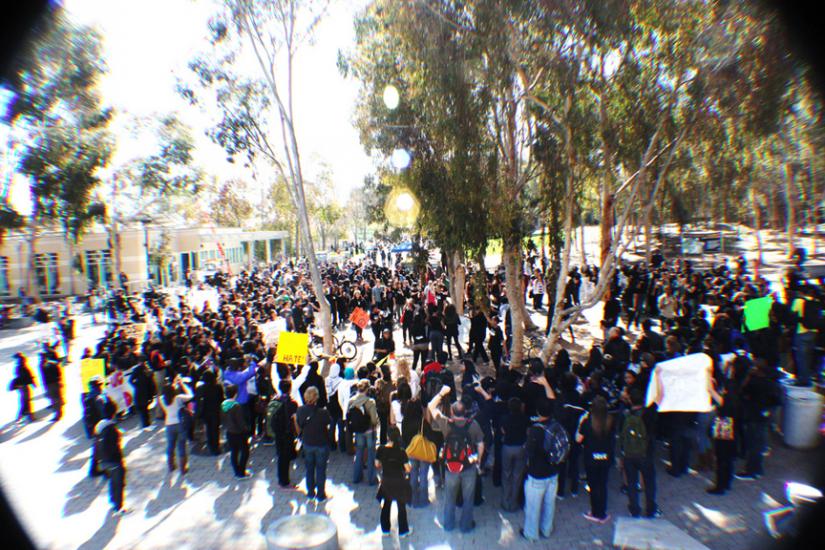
[349,379,380,485]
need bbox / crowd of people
[6,246,823,539]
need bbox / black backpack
[347,403,371,434]
[93,421,114,463]
[423,372,444,402]
[442,421,474,473]
[801,297,822,330]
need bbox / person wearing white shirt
[159,376,194,475]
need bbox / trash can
[782,386,824,449]
[265,514,338,550]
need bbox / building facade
[0,225,287,299]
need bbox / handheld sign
[80,358,106,391]
[743,296,773,332]
[349,307,369,329]
[645,353,713,413]
[275,332,310,365]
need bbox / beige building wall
[0,225,287,299]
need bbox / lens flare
[391,149,410,170]
[382,85,400,110]
[384,187,419,228]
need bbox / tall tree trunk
[453,250,466,315]
[751,188,763,277]
[579,221,587,266]
[503,237,525,368]
[294,221,300,258]
[644,197,653,264]
[67,235,76,296]
[785,162,796,256]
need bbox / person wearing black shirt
[557,373,586,499]
[706,376,736,495]
[94,402,129,514]
[521,399,560,541]
[373,328,396,363]
[468,307,490,363]
[500,397,528,512]
[376,427,412,537]
[576,396,615,523]
[38,343,64,421]
[488,316,504,374]
[736,359,780,480]
[295,386,332,501]
[274,380,299,488]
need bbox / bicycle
[523,331,545,359]
[308,331,358,361]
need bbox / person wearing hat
[487,315,504,374]
[84,376,114,477]
[38,342,64,422]
[373,328,396,363]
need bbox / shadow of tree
[144,476,188,518]
[76,509,120,550]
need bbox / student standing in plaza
[159,376,193,475]
[576,396,615,523]
[427,385,484,533]
[376,427,413,537]
[348,379,379,485]
[9,353,36,423]
[223,384,253,479]
[273,379,299,488]
[94,402,130,515]
[295,386,332,502]
[38,342,64,422]
[619,388,660,517]
[521,399,561,541]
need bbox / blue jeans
[304,445,329,499]
[165,424,187,463]
[695,411,714,454]
[523,474,558,540]
[794,331,817,386]
[410,459,430,507]
[353,430,377,484]
[443,468,477,532]
[501,444,526,511]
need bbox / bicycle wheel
[338,339,357,361]
[308,337,325,359]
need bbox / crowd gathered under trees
[9,244,822,536]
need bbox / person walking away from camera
[376,427,413,537]
[94,402,130,515]
[159,376,193,475]
[521,399,566,541]
[791,285,821,387]
[619,387,660,517]
[576,395,615,523]
[295,386,332,502]
[428,385,484,533]
[223,384,252,479]
[272,379,299,488]
[10,353,36,423]
[736,359,781,481]
[349,379,379,485]
[444,303,463,360]
[500,396,528,512]
[197,369,224,455]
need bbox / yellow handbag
[406,419,437,463]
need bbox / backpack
[265,397,285,439]
[442,421,475,473]
[620,411,649,459]
[535,420,570,465]
[801,298,822,330]
[347,403,371,434]
[423,372,444,402]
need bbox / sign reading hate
[275,331,310,365]
[646,353,713,413]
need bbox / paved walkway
[1,312,822,550]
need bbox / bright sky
[5,0,375,217]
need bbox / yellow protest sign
[275,332,310,365]
[80,358,106,391]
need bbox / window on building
[0,257,10,296]
[34,253,59,295]
[85,250,113,290]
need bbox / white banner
[105,368,136,412]
[646,353,713,413]
[259,318,286,348]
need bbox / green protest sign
[743,296,772,332]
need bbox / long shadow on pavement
[63,476,106,517]
[145,475,188,518]
[15,421,56,444]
